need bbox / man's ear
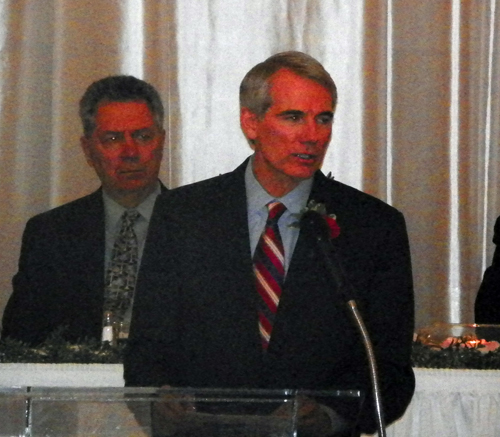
[240,107,259,141]
[80,136,94,168]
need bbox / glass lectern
[0,386,363,436]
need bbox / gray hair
[239,51,337,118]
[79,75,164,137]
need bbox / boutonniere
[290,200,340,239]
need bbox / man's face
[241,68,334,197]
[81,100,164,201]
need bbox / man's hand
[273,395,348,437]
[151,385,197,436]
[156,385,197,415]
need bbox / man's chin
[286,169,318,182]
[107,180,155,196]
[115,172,154,187]
[118,170,148,180]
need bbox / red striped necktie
[253,201,286,349]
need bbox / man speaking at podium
[125,51,415,435]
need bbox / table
[378,368,500,437]
[0,362,124,387]
[1,365,499,436]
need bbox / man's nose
[300,120,321,145]
[120,133,140,158]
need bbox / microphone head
[300,210,331,241]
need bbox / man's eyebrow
[317,111,334,118]
[277,110,305,116]
[133,126,156,132]
[276,110,334,118]
[100,130,123,136]
[101,126,155,134]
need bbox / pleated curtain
[0,0,499,330]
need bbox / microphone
[300,209,387,436]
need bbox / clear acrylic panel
[0,387,28,436]
[0,386,363,436]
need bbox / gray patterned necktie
[103,209,140,321]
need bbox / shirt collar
[245,155,313,215]
[103,182,161,227]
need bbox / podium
[0,386,363,436]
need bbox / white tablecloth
[365,368,500,437]
[1,365,499,436]
[0,362,124,387]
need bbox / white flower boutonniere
[290,200,340,239]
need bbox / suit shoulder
[493,216,500,246]
[25,190,102,229]
[155,171,240,209]
[320,177,403,220]
[172,172,235,196]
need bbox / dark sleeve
[124,200,187,388]
[333,210,415,434]
[2,213,104,345]
[123,263,185,388]
[364,211,415,432]
[475,216,500,323]
[1,218,56,345]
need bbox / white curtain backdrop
[0,0,499,330]
[174,1,363,186]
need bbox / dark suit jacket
[1,183,167,345]
[475,215,500,323]
[125,161,415,434]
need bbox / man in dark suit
[125,52,414,435]
[1,75,167,345]
[475,216,500,323]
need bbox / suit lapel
[212,162,258,314]
[70,190,106,317]
[270,172,353,353]
[171,162,265,382]
[283,171,334,292]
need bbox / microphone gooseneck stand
[300,211,387,437]
[347,302,386,437]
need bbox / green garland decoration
[0,331,123,364]
[411,341,500,370]
[2,335,500,369]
